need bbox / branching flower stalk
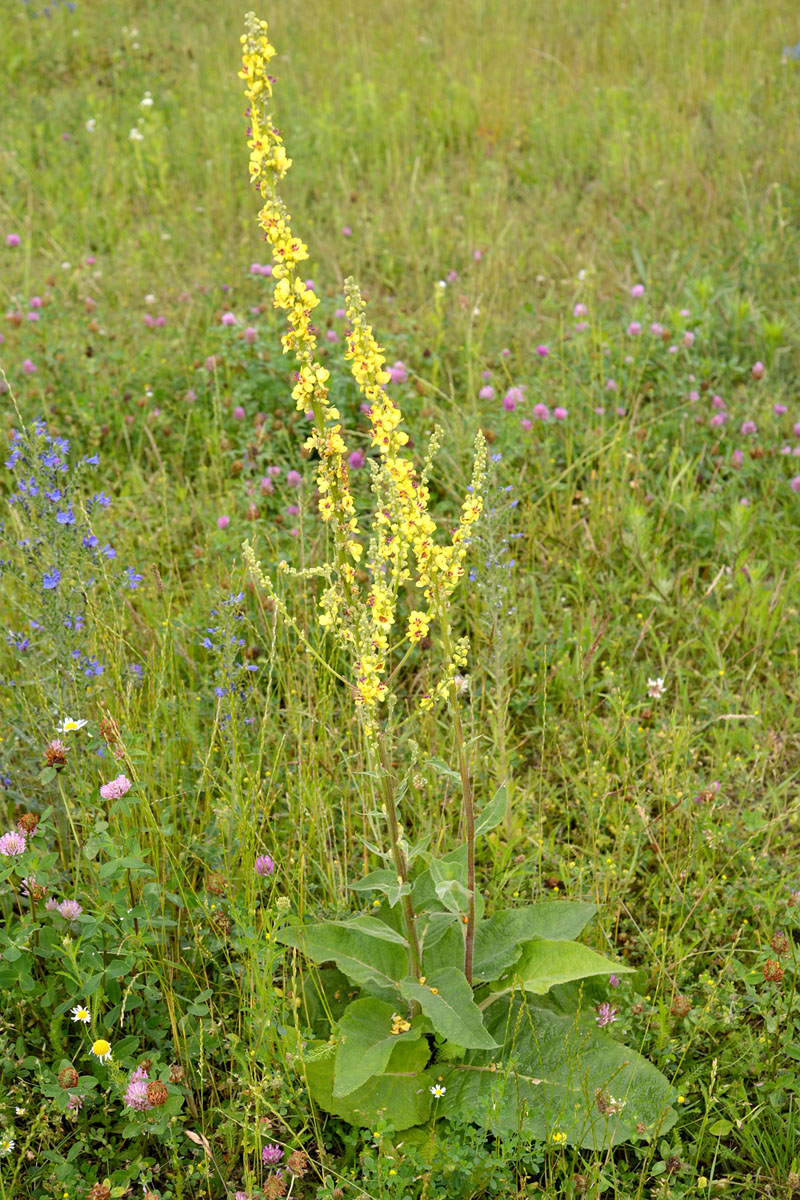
[240,13,486,984]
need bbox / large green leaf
[442,995,676,1149]
[335,917,409,946]
[473,901,598,983]
[509,938,633,995]
[296,967,353,1038]
[400,967,498,1050]
[333,997,424,1097]
[304,1035,433,1131]
[420,920,464,975]
[278,921,406,1001]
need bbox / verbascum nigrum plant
[239,12,677,1151]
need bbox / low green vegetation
[1,3,800,1199]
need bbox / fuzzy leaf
[443,995,676,1149]
[509,938,633,995]
[473,902,598,983]
[332,997,423,1097]
[278,921,406,1001]
[305,1035,433,1130]
[400,967,498,1050]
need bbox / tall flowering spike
[240,14,487,732]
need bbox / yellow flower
[240,12,486,737]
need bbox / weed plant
[1,3,800,1200]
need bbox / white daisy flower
[71,1004,91,1024]
[647,677,666,699]
[429,1083,446,1098]
[57,717,88,733]
[91,1038,112,1063]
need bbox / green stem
[438,610,476,986]
[374,739,422,983]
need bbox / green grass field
[2,2,800,1198]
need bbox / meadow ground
[2,1,800,1198]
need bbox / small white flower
[15,1107,25,1116]
[129,128,144,142]
[0,1137,15,1155]
[57,717,88,733]
[144,293,156,305]
[85,118,96,133]
[71,1004,91,1024]
[647,677,666,699]
[140,94,153,108]
[436,280,447,290]
[429,1083,446,1098]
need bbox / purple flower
[389,361,407,384]
[478,385,494,401]
[262,1144,283,1165]
[533,403,550,421]
[774,404,788,415]
[605,378,617,392]
[0,830,26,856]
[348,449,365,469]
[286,470,302,488]
[22,358,37,374]
[244,326,257,344]
[630,283,645,298]
[553,406,568,421]
[650,322,663,336]
[7,233,21,247]
[626,322,642,336]
[99,775,131,801]
[536,344,549,358]
[255,854,275,877]
[573,302,588,317]
[341,225,352,236]
[682,331,695,348]
[791,475,800,494]
[520,418,532,431]
[732,449,744,467]
[217,515,230,530]
[57,899,83,920]
[752,361,765,380]
[221,311,237,326]
[124,567,144,590]
[233,405,246,419]
[56,508,75,525]
[740,420,757,436]
[334,307,346,318]
[595,1002,618,1027]
[712,394,726,410]
[709,413,727,428]
[608,974,621,989]
[503,387,523,411]
[325,329,339,343]
[124,1072,153,1111]
[43,568,61,590]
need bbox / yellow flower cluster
[240,13,486,734]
